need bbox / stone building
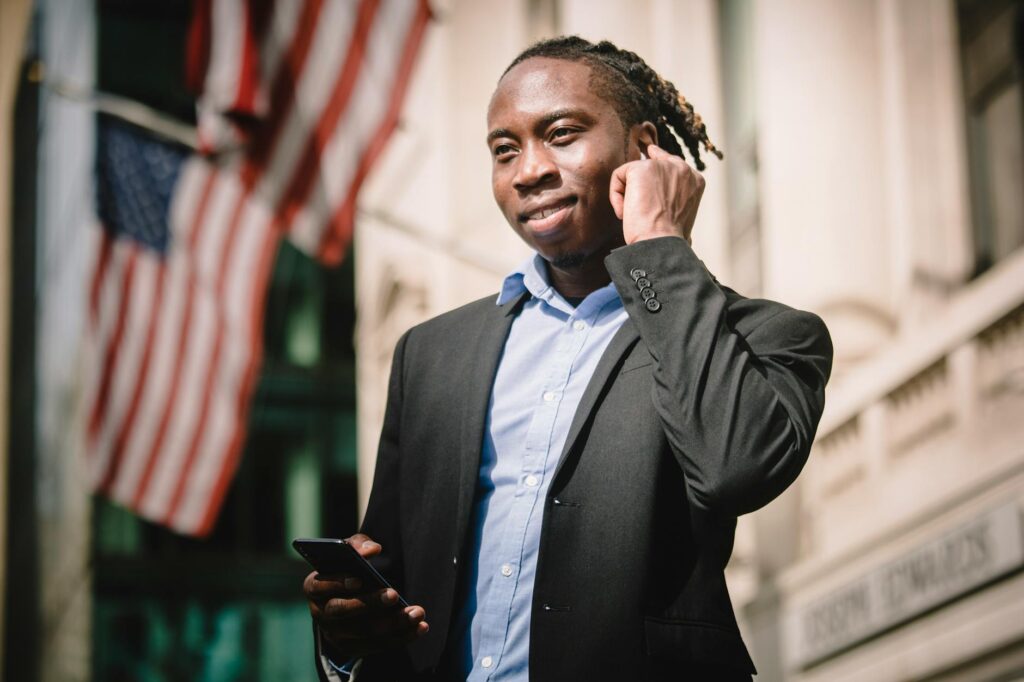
[355,1,1024,680]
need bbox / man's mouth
[521,198,577,234]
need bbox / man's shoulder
[718,283,828,340]
[403,293,502,342]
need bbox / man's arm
[606,236,832,516]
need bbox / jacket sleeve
[605,236,833,517]
[359,329,410,582]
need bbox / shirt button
[572,320,586,331]
[482,656,494,668]
[525,474,539,487]
[501,564,513,577]
[542,391,556,402]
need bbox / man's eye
[550,128,576,142]
[493,144,516,159]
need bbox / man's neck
[544,258,612,299]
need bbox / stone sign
[787,502,1024,668]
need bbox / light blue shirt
[451,254,628,680]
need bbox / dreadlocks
[504,36,723,171]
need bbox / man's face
[487,57,639,269]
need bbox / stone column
[754,0,896,373]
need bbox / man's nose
[513,142,557,191]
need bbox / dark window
[958,0,1024,276]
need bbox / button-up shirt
[450,253,628,680]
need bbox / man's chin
[548,252,586,270]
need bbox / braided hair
[504,36,723,171]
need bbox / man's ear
[632,121,659,159]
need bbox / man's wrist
[626,230,686,245]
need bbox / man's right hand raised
[303,533,429,660]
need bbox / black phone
[292,537,409,607]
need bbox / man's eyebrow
[486,109,592,145]
[536,108,590,130]
[486,127,515,145]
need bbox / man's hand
[304,533,428,661]
[609,143,706,245]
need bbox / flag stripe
[89,229,113,321]
[87,248,138,442]
[288,0,424,255]
[90,249,159,489]
[126,165,221,507]
[320,0,431,263]
[244,0,325,184]
[276,0,379,230]
[98,259,167,494]
[195,225,279,534]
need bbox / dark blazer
[319,237,833,681]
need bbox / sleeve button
[645,298,662,312]
[629,268,646,280]
[640,287,656,300]
[635,277,651,289]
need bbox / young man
[304,36,832,681]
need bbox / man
[304,36,832,681]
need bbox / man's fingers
[346,533,382,558]
[304,571,367,602]
[609,167,626,219]
[646,143,670,160]
[318,588,402,620]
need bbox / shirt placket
[474,309,593,679]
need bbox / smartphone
[292,537,409,607]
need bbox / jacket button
[645,298,661,312]
[630,268,646,280]
[640,287,656,300]
[636,276,652,289]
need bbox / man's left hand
[609,143,706,245]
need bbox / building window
[958,0,1024,275]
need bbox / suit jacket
[319,237,833,681]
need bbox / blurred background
[1,0,1022,680]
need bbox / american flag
[84,0,431,536]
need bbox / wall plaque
[787,502,1024,668]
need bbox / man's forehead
[487,57,603,123]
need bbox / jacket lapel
[454,291,529,554]
[552,318,641,483]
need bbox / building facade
[355,1,1024,680]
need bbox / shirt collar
[496,253,551,306]
[496,253,621,316]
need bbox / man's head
[486,36,721,276]
[504,36,722,170]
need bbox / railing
[800,247,1024,564]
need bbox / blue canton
[95,115,189,255]
[450,253,628,680]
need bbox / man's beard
[551,252,586,269]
